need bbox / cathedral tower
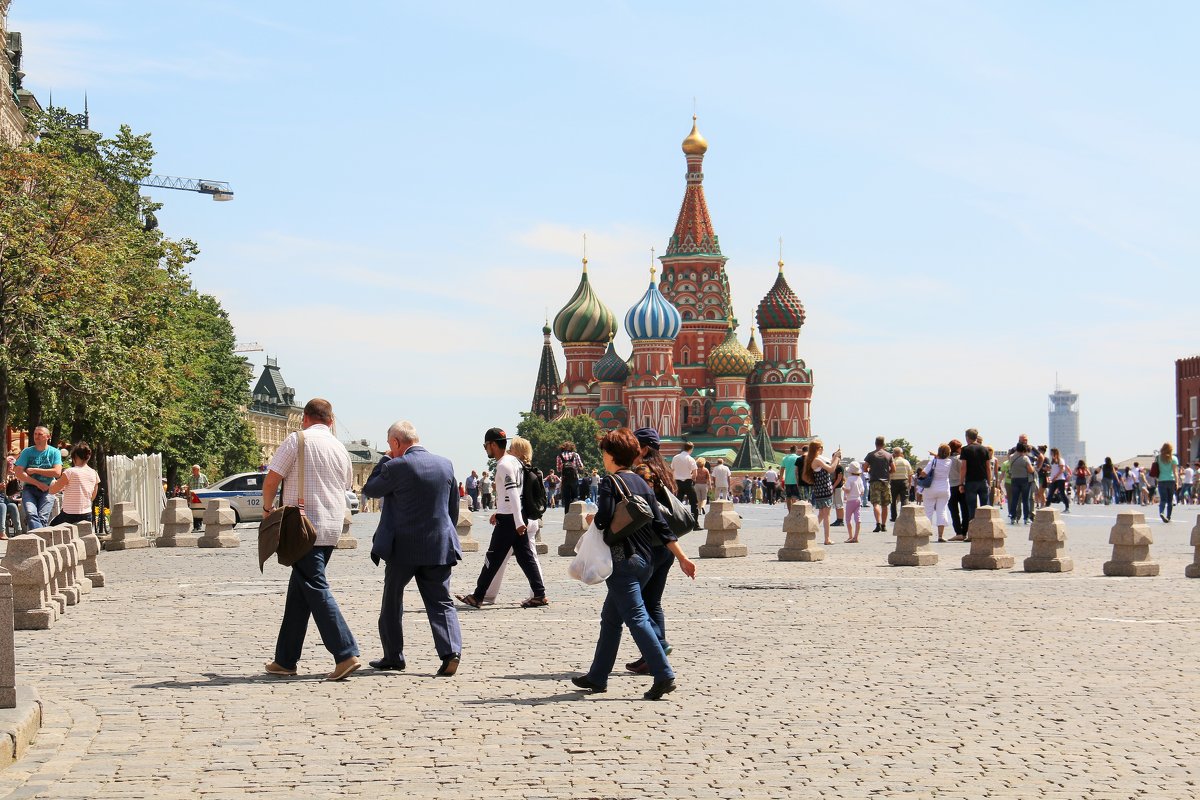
[749,258,812,439]
[530,323,562,421]
[623,269,683,437]
[552,257,615,417]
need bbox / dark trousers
[642,546,674,651]
[675,478,698,520]
[561,474,579,508]
[1010,478,1032,522]
[473,514,545,599]
[51,511,92,526]
[1047,479,1070,511]
[890,480,909,520]
[274,546,358,670]
[948,486,966,535]
[763,481,777,505]
[379,560,461,664]
[962,480,990,523]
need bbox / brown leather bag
[257,431,318,571]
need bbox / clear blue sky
[14,1,1198,474]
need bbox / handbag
[917,458,937,490]
[257,431,319,571]
[656,485,696,536]
[605,473,653,544]
[568,522,613,585]
[1149,460,1160,479]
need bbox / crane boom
[140,175,234,201]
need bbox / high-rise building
[1048,386,1086,467]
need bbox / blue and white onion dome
[624,278,682,340]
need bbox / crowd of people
[2,426,101,538]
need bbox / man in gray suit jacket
[362,420,463,676]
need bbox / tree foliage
[0,108,258,486]
[516,413,603,476]
[886,438,918,467]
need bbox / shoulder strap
[296,431,307,512]
[610,472,631,499]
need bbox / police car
[189,473,361,524]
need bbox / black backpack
[521,464,547,521]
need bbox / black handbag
[656,485,695,536]
[605,473,653,544]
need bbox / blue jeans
[1009,478,1031,522]
[586,553,674,687]
[962,480,989,524]
[641,547,675,651]
[1158,481,1176,520]
[21,485,55,530]
[0,500,16,534]
[274,546,358,670]
[589,485,599,504]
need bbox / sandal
[455,594,482,609]
[520,596,549,608]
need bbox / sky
[12,0,1199,474]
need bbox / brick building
[1175,356,1200,462]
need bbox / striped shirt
[61,466,100,515]
[268,424,352,546]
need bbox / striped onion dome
[592,341,630,382]
[624,279,682,341]
[755,262,805,330]
[746,328,763,361]
[707,324,757,377]
[553,264,616,344]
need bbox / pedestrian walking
[1046,448,1071,513]
[1154,442,1180,523]
[863,436,893,533]
[890,447,912,522]
[919,444,953,542]
[671,441,699,523]
[479,437,546,606]
[556,442,584,509]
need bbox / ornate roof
[665,117,721,257]
[707,324,756,377]
[746,327,763,362]
[531,324,562,420]
[682,115,708,155]
[592,341,630,383]
[756,262,805,330]
[552,261,616,344]
[625,277,682,341]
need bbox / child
[842,462,865,543]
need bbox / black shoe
[571,675,606,693]
[644,678,676,700]
[625,657,650,674]
[369,659,405,671]
[880,524,887,533]
[830,520,843,527]
[872,524,881,533]
[436,653,460,677]
[1160,513,1169,523]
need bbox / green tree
[516,413,602,476]
[886,438,918,467]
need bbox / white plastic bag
[568,522,612,585]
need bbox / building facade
[1047,387,1086,468]
[1,1,40,147]
[542,118,814,464]
[1176,356,1200,462]
[245,358,303,465]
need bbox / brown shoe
[325,656,361,681]
[264,661,297,676]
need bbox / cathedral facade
[532,118,813,463]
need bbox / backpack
[521,464,547,520]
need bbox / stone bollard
[197,499,240,548]
[1,536,55,630]
[1187,515,1200,578]
[456,499,479,553]
[698,500,748,558]
[29,528,68,613]
[558,501,588,556]
[1103,511,1159,577]
[961,506,1015,570]
[336,508,358,549]
[61,525,90,599]
[777,502,825,562]
[0,567,13,708]
[46,528,80,606]
[889,506,938,566]
[106,502,149,551]
[1024,508,1074,573]
[158,498,198,547]
[76,521,105,588]
[533,520,549,555]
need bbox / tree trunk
[0,361,8,484]
[70,400,87,443]
[24,380,42,440]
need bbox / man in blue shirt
[780,445,800,510]
[14,426,63,530]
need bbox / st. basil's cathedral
[530,118,813,465]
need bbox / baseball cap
[483,427,507,444]
[633,427,660,450]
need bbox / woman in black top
[572,428,677,700]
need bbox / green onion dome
[755,261,805,330]
[592,341,630,383]
[553,263,616,344]
[707,324,757,377]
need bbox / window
[1191,396,1197,422]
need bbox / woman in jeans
[1101,458,1118,504]
[572,428,678,700]
[1155,442,1180,523]
[1007,443,1035,525]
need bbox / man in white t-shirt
[1181,465,1195,504]
[671,441,699,523]
[762,467,779,505]
[711,459,732,500]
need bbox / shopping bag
[568,522,613,585]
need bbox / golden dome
[682,115,708,155]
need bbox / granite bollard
[0,567,14,708]
[698,500,748,558]
[777,502,825,562]
[28,529,67,613]
[44,528,80,606]
[961,506,1014,570]
[196,499,240,548]
[558,501,588,556]
[889,506,938,566]
[75,521,105,588]
[1,537,54,630]
[62,525,90,599]
[533,520,549,555]
[158,498,198,547]
[1103,511,1159,577]
[456,499,479,553]
[106,502,149,551]
[1024,508,1074,573]
[1187,515,1200,578]
[336,508,358,549]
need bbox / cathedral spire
[665,115,720,257]
[531,322,562,421]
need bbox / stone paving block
[888,506,937,567]
[699,500,748,558]
[558,501,588,557]
[961,506,1014,570]
[1025,508,1073,573]
[1185,514,1200,578]
[1103,511,1159,577]
[157,498,198,548]
[777,502,825,562]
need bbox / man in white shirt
[1182,465,1195,504]
[261,398,360,682]
[456,427,548,609]
[762,467,779,506]
[671,441,699,524]
[711,458,732,500]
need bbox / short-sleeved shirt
[892,458,913,481]
[15,446,62,489]
[267,424,353,546]
[863,449,893,483]
[1157,456,1179,480]
[960,443,991,482]
[671,452,697,481]
[1008,454,1034,480]
[62,465,100,514]
[780,453,799,485]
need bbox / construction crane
[233,342,263,353]
[139,175,234,201]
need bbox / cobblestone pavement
[1,502,1198,799]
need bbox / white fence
[105,453,165,538]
